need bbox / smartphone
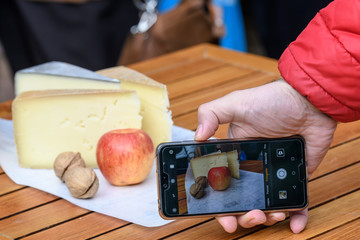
[156,137,307,219]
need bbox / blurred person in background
[0,0,222,101]
[0,0,139,75]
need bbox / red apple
[208,167,231,191]
[96,128,154,186]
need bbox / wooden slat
[0,174,24,195]
[0,188,58,219]
[177,174,187,214]
[213,124,229,139]
[177,174,185,192]
[22,212,128,240]
[165,220,261,240]
[311,138,360,179]
[240,160,264,173]
[0,100,12,120]
[308,162,360,206]
[147,58,225,84]
[331,121,360,147]
[0,199,88,239]
[170,72,278,117]
[206,44,280,74]
[238,191,360,239]
[92,218,211,240]
[178,190,186,201]
[127,44,208,74]
[311,218,360,240]
[167,65,253,99]
[173,111,198,131]
[178,199,188,215]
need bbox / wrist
[276,79,327,118]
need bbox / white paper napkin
[185,166,266,214]
[0,118,195,227]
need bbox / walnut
[190,182,206,199]
[195,176,208,188]
[53,152,86,182]
[64,167,99,199]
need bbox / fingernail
[194,124,203,140]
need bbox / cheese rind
[227,150,240,179]
[15,61,120,96]
[12,89,142,168]
[98,66,173,147]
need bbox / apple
[96,128,154,186]
[208,166,231,191]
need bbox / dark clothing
[0,0,138,74]
[243,0,333,59]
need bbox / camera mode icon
[276,148,285,157]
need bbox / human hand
[194,79,337,233]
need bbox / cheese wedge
[190,150,240,180]
[190,152,228,180]
[227,150,240,179]
[98,66,173,147]
[12,89,142,168]
[15,61,120,96]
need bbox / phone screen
[157,137,307,218]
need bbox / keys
[131,0,158,34]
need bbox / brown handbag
[118,0,224,65]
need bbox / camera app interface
[159,139,306,216]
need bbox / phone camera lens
[163,183,168,188]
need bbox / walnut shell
[64,167,99,199]
[190,182,205,199]
[195,176,208,188]
[53,152,86,182]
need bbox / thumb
[194,92,239,140]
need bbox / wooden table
[1,44,359,239]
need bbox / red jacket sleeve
[278,0,360,122]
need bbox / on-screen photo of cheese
[169,142,268,215]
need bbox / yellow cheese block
[15,61,120,96]
[15,62,172,148]
[12,89,142,168]
[98,66,173,147]
[227,150,240,179]
[190,150,240,180]
[190,152,228,180]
